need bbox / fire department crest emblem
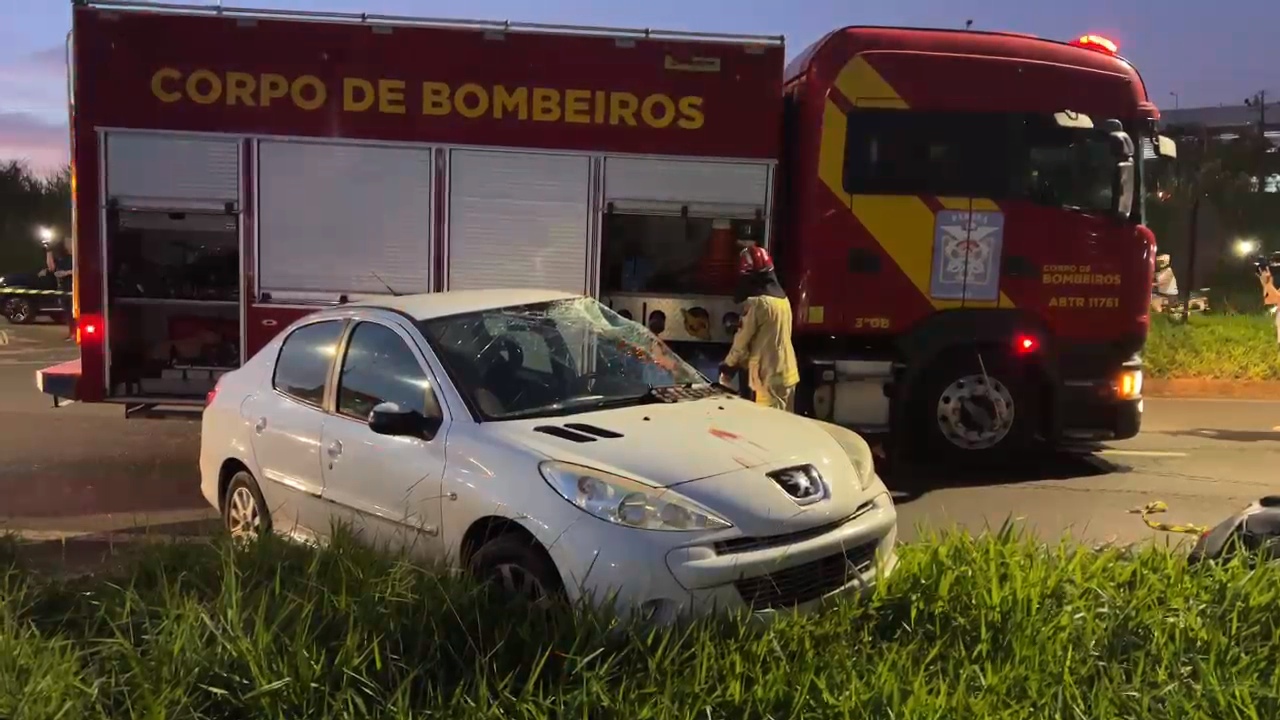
[930,209,1005,302]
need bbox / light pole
[1170,91,1179,110]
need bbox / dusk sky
[0,0,1274,173]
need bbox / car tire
[222,469,271,541]
[911,349,1037,465]
[469,532,566,605]
[4,298,34,325]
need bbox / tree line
[0,160,72,275]
[1146,125,1280,310]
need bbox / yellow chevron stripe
[0,288,67,295]
[819,55,1014,309]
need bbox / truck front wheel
[3,298,34,325]
[910,350,1037,464]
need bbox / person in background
[47,241,74,341]
[719,246,799,412]
[1258,265,1280,348]
[1151,253,1178,313]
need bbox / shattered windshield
[419,297,707,421]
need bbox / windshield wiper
[494,389,660,421]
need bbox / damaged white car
[200,289,898,621]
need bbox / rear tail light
[205,386,218,407]
[76,314,102,345]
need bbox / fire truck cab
[776,28,1176,460]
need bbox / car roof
[348,288,583,321]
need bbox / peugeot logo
[767,465,827,506]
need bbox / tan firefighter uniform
[724,294,800,411]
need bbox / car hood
[482,397,854,487]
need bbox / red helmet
[738,245,774,275]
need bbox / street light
[1235,238,1260,257]
[36,226,54,246]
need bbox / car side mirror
[368,401,442,441]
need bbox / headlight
[540,461,732,532]
[809,419,878,491]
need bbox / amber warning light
[1070,34,1119,55]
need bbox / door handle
[254,417,267,434]
[327,440,343,459]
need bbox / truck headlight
[1117,369,1143,400]
[540,461,732,532]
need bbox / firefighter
[719,246,799,412]
[1151,253,1178,313]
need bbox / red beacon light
[1015,334,1040,354]
[1070,34,1119,56]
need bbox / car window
[337,322,433,420]
[482,317,556,374]
[273,320,345,406]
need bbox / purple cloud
[0,112,68,173]
[0,46,69,173]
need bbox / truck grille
[733,540,880,611]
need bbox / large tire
[910,349,1037,465]
[469,532,565,605]
[222,469,271,540]
[4,298,34,325]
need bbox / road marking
[0,330,7,345]
[1097,449,1188,458]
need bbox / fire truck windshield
[1023,119,1121,214]
[843,109,1136,218]
[419,297,706,421]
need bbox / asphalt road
[1,320,1276,568]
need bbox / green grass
[1146,313,1280,380]
[3,530,1279,719]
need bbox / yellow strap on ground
[1127,500,1209,535]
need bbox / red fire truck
[41,1,1175,462]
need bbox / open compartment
[105,209,240,400]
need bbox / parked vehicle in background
[45,1,1177,467]
[1,268,67,324]
[200,289,898,620]
[1151,288,1209,318]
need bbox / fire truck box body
[54,1,782,412]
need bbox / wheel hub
[489,562,551,605]
[936,373,1015,450]
[6,299,28,323]
[226,486,261,540]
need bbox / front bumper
[1056,378,1142,442]
[543,491,898,623]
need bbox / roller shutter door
[257,141,434,299]
[604,157,770,217]
[447,150,591,294]
[106,132,241,210]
